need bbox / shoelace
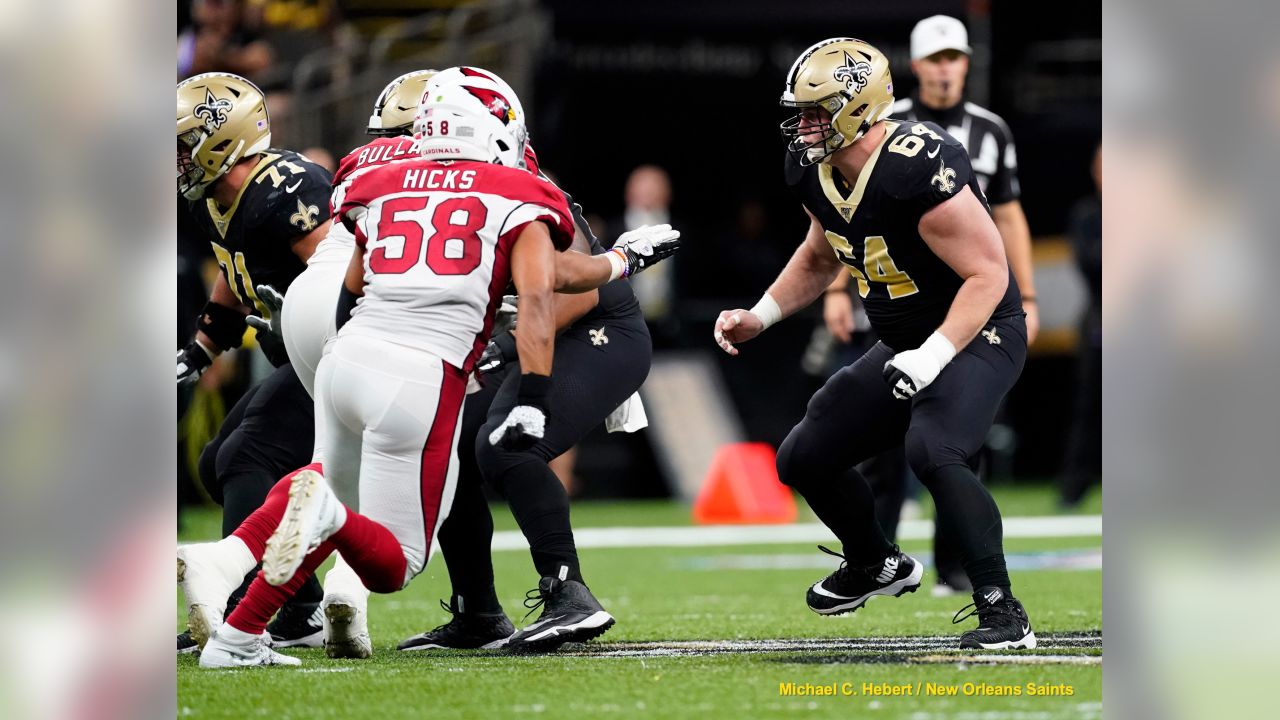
[951,598,1019,626]
[422,599,461,635]
[522,585,550,621]
[817,544,901,583]
[816,545,851,582]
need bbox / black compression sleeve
[197,301,247,350]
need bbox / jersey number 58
[368,196,486,276]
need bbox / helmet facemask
[177,129,209,199]
[781,95,848,166]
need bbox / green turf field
[177,485,1101,719]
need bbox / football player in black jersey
[176,72,333,651]
[713,38,1034,650]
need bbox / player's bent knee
[198,439,222,503]
[904,427,967,478]
[776,427,824,490]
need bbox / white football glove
[882,332,956,400]
[611,223,682,277]
[488,405,547,451]
[244,284,285,340]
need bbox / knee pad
[904,426,966,478]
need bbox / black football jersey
[892,96,1021,206]
[182,148,332,319]
[785,120,1022,350]
[562,190,641,323]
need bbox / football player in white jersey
[189,67,678,668]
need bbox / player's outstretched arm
[714,212,842,356]
[554,224,682,293]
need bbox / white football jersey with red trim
[337,158,574,371]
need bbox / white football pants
[313,334,465,583]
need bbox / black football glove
[177,341,214,386]
[477,332,518,378]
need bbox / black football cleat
[954,586,1037,650]
[398,597,515,651]
[177,630,199,655]
[806,545,923,615]
[505,577,615,654]
[267,601,324,648]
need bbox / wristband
[197,301,247,350]
[921,331,957,366]
[749,293,783,331]
[192,338,215,362]
[605,248,629,281]
[516,373,552,407]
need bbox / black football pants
[776,314,1027,591]
[437,313,651,608]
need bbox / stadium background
[177,0,1100,507]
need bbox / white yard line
[564,634,1102,661]
[490,515,1101,552]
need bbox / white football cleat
[262,469,346,587]
[199,626,301,668]
[177,538,256,649]
[322,594,373,659]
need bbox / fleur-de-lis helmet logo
[194,88,233,131]
[833,51,873,93]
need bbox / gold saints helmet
[177,72,271,200]
[780,38,894,166]
[367,69,439,136]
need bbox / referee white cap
[910,15,973,60]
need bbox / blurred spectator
[606,165,679,343]
[245,0,342,87]
[177,0,274,82]
[300,146,336,174]
[1059,144,1102,508]
[706,197,786,297]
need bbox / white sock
[323,554,369,606]
[218,623,260,646]
[214,535,258,576]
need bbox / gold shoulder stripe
[205,152,280,238]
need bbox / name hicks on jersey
[402,168,477,191]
